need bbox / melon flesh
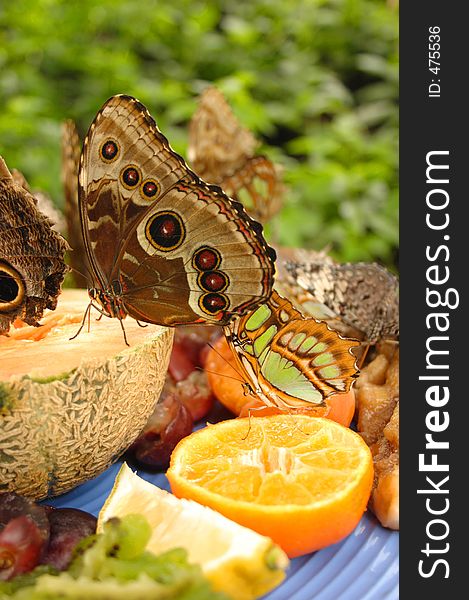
[0,289,174,499]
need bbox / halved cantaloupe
[0,289,174,500]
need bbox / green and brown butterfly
[223,290,360,412]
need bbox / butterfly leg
[136,320,148,328]
[357,342,371,370]
[69,301,93,341]
[117,313,130,346]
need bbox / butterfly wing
[116,180,276,325]
[225,290,360,411]
[188,87,258,183]
[62,119,90,287]
[287,261,399,342]
[0,157,69,334]
[221,156,284,223]
[79,95,276,326]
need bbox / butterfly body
[78,95,276,329]
[224,291,360,412]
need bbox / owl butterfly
[285,260,399,344]
[77,95,276,337]
[224,290,360,412]
[61,119,90,288]
[188,87,284,223]
[0,156,69,335]
[11,168,66,235]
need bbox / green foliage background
[0,0,398,267]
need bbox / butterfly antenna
[200,366,248,386]
[67,264,94,288]
[204,339,249,385]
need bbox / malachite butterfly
[224,290,360,412]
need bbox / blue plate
[47,405,399,600]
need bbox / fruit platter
[1,89,399,599]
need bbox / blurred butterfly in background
[188,87,284,224]
[61,119,90,288]
[285,260,399,344]
[224,290,360,412]
[0,156,69,335]
[75,94,276,340]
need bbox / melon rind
[0,326,174,500]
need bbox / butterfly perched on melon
[188,87,284,224]
[223,290,360,412]
[76,94,276,336]
[0,156,69,335]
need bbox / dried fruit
[129,394,193,470]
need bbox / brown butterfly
[221,156,285,224]
[224,290,359,411]
[11,168,66,235]
[286,260,399,344]
[0,156,69,335]
[188,87,258,183]
[61,119,90,287]
[188,87,284,223]
[77,95,276,337]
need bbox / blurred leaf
[0,0,398,267]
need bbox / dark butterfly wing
[0,157,69,334]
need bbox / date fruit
[129,393,193,470]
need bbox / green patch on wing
[259,348,323,404]
[245,303,271,331]
[253,325,277,357]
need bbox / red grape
[0,515,45,580]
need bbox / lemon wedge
[98,463,289,600]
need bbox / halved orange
[205,335,356,426]
[167,415,373,558]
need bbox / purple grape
[40,508,97,570]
